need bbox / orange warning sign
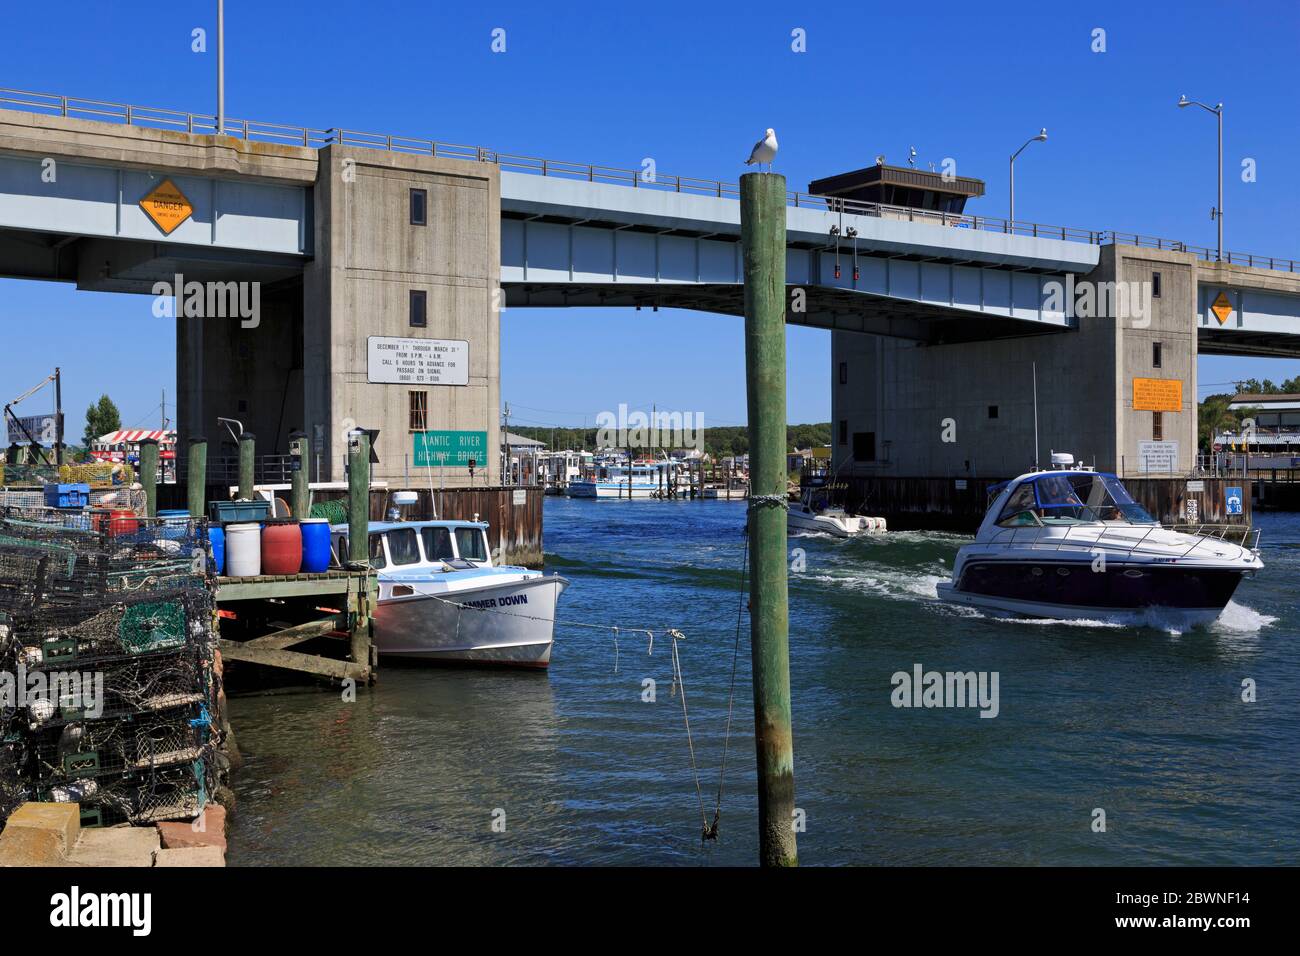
[1133,377,1183,412]
[139,179,193,235]
[1211,291,1233,325]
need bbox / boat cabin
[987,471,1156,529]
[330,520,493,572]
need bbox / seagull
[746,128,778,172]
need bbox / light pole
[1178,95,1223,261]
[216,0,225,137]
[1009,128,1047,224]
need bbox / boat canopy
[996,471,1155,526]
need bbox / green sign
[414,430,488,467]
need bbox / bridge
[2,87,1299,481]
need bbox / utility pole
[53,366,64,466]
[216,0,225,137]
[740,171,797,867]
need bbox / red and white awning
[96,429,176,444]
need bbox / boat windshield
[996,473,1155,526]
[455,527,489,563]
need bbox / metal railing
[987,521,1259,559]
[2,84,1296,272]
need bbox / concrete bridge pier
[832,244,1200,481]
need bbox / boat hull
[374,574,568,668]
[567,482,660,498]
[938,558,1250,625]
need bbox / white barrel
[225,522,262,577]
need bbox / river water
[228,499,1298,865]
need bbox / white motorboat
[935,457,1262,626]
[332,519,569,668]
[787,485,885,537]
[567,460,684,498]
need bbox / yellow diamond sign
[139,178,193,235]
[1211,291,1233,325]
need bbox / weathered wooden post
[138,438,159,518]
[347,428,370,566]
[740,170,797,867]
[289,430,309,519]
[238,432,255,500]
[187,436,207,518]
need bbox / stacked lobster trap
[0,506,221,828]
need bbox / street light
[216,0,225,137]
[1009,128,1047,225]
[1178,94,1224,261]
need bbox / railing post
[61,96,68,117]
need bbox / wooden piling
[289,430,309,519]
[187,437,207,517]
[138,438,159,518]
[740,171,797,867]
[347,429,370,566]
[238,433,255,500]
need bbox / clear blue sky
[2,0,1297,438]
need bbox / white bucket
[225,522,262,577]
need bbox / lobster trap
[0,504,221,828]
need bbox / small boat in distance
[936,455,1263,626]
[567,460,684,498]
[787,484,885,537]
[332,519,569,668]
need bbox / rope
[703,532,747,842]
[747,493,790,512]
[667,629,711,841]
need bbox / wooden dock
[214,569,377,684]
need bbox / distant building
[1215,394,1300,453]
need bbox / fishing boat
[935,455,1263,625]
[566,460,683,498]
[787,484,885,537]
[331,519,569,668]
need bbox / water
[228,500,1299,865]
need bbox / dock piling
[740,171,798,867]
[289,430,309,519]
[347,429,370,566]
[238,432,255,500]
[138,437,159,517]
[187,436,207,517]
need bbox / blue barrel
[158,509,190,542]
[208,525,226,576]
[300,518,331,573]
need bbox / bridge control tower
[808,159,985,217]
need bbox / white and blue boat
[566,461,683,499]
[331,519,569,668]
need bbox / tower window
[1153,411,1163,441]
[409,290,427,328]
[1153,341,1162,368]
[1152,272,1162,298]
[988,405,999,419]
[839,362,848,385]
[409,391,428,432]
[838,420,848,445]
[410,188,428,226]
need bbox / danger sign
[140,179,194,235]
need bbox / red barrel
[261,522,303,575]
[107,509,138,537]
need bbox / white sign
[954,479,968,490]
[367,336,469,386]
[1185,498,1198,524]
[1186,480,1205,493]
[512,489,527,506]
[1137,440,1178,474]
